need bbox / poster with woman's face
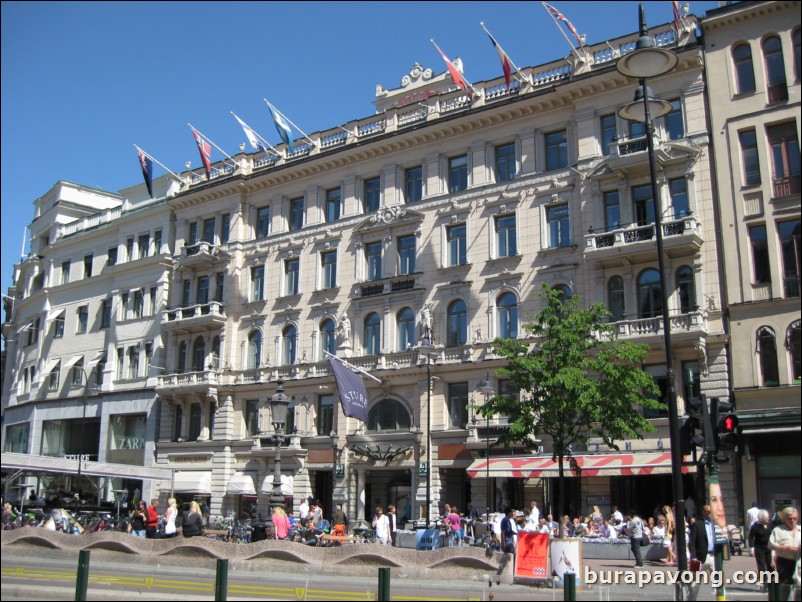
[709,481,727,530]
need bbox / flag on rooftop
[484,28,512,88]
[329,355,369,424]
[137,149,153,198]
[431,39,472,94]
[268,104,295,154]
[672,1,684,35]
[543,2,584,49]
[233,113,267,153]
[191,128,213,180]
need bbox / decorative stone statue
[419,303,432,340]
[338,313,351,342]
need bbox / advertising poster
[549,539,582,585]
[415,528,443,550]
[514,532,549,582]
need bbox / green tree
[481,284,664,536]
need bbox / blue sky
[0,1,719,319]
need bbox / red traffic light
[720,413,739,433]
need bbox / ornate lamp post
[416,335,437,528]
[480,374,494,522]
[268,379,291,514]
[329,430,343,522]
[616,4,688,577]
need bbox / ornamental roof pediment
[374,62,463,113]
[356,206,424,233]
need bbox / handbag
[641,534,650,546]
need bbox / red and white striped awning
[466,452,694,479]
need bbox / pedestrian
[387,505,398,546]
[333,503,348,535]
[626,509,645,568]
[529,501,540,525]
[182,501,204,538]
[163,497,178,538]
[447,506,462,547]
[748,509,774,591]
[745,502,761,540]
[500,507,516,553]
[145,498,160,539]
[128,501,147,537]
[312,500,323,526]
[272,506,291,540]
[767,506,800,601]
[662,505,676,565]
[299,498,310,521]
[688,506,717,600]
[372,506,391,545]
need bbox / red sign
[515,532,549,581]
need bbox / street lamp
[75,364,98,485]
[480,374,494,523]
[329,430,342,522]
[267,379,291,515]
[616,4,687,576]
[417,335,437,528]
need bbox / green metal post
[378,567,391,601]
[563,572,576,601]
[215,558,228,601]
[75,549,91,601]
[715,546,726,600]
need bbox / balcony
[772,176,801,199]
[602,309,709,346]
[162,301,226,333]
[178,241,229,267]
[357,274,420,298]
[584,215,702,267]
[156,370,218,394]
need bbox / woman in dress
[661,505,676,565]
[163,497,178,538]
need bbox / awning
[64,355,83,368]
[173,471,212,494]
[466,452,695,479]
[0,452,172,481]
[41,358,61,375]
[226,472,256,495]
[260,474,294,495]
[86,350,106,370]
[46,309,65,324]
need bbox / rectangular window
[202,218,215,244]
[665,99,684,140]
[325,188,341,223]
[189,404,202,441]
[126,236,135,261]
[54,314,65,338]
[364,177,381,213]
[187,223,198,245]
[779,219,801,297]
[632,184,655,226]
[740,130,761,186]
[61,260,71,284]
[72,359,84,386]
[318,394,334,437]
[448,382,469,429]
[397,235,416,275]
[84,254,93,278]
[256,206,270,238]
[366,242,382,281]
[121,292,129,320]
[251,266,265,301]
[495,142,516,182]
[449,155,468,193]
[545,130,568,170]
[246,400,260,437]
[150,286,157,315]
[220,213,230,244]
[128,346,139,379]
[629,120,646,139]
[643,366,669,418]
[289,198,304,231]
[214,273,224,302]
[181,280,191,307]
[144,342,153,375]
[447,223,467,266]
[26,318,40,346]
[154,229,162,254]
[603,190,621,232]
[749,224,771,284]
[496,214,517,257]
[284,258,300,295]
[767,123,801,197]
[100,299,111,329]
[77,306,88,334]
[600,114,617,155]
[48,363,60,392]
[322,250,337,289]
[669,177,690,219]
[196,276,210,305]
[133,290,144,318]
[107,247,117,267]
[405,166,423,203]
[138,233,150,258]
[547,204,571,248]
[4,423,30,454]
[116,347,124,381]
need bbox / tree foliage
[480,284,664,526]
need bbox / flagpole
[541,1,583,61]
[429,39,480,96]
[323,350,383,384]
[230,112,282,157]
[188,124,238,166]
[133,145,184,182]
[480,22,533,86]
[263,99,317,147]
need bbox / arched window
[763,36,788,103]
[212,336,221,370]
[397,307,415,351]
[608,276,626,321]
[553,284,572,302]
[178,341,187,373]
[497,292,518,339]
[733,43,756,94]
[364,313,381,355]
[788,321,801,384]
[192,337,205,372]
[248,330,262,370]
[320,319,336,358]
[757,327,780,387]
[675,266,696,314]
[447,299,468,346]
[368,398,411,431]
[282,324,297,365]
[637,269,663,319]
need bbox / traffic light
[685,396,715,455]
[710,397,739,454]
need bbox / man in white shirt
[529,501,540,525]
[372,506,391,545]
[299,498,310,521]
[745,502,760,539]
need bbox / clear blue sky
[1,1,719,318]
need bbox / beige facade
[701,1,801,519]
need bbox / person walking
[447,506,463,547]
[745,502,761,540]
[163,498,178,538]
[500,507,516,553]
[372,506,391,545]
[626,509,645,568]
[688,505,717,601]
[768,506,800,602]
[272,506,291,540]
[748,509,774,591]
[128,502,147,537]
[387,505,398,546]
[145,498,160,539]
